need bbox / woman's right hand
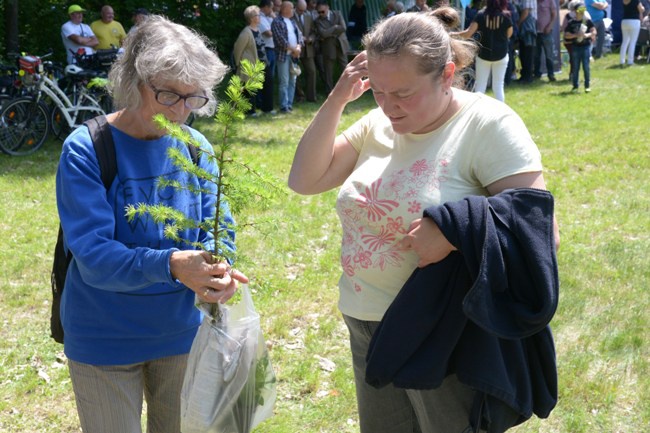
[329,51,371,104]
[170,250,249,303]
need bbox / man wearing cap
[91,5,127,49]
[129,8,150,35]
[61,5,99,64]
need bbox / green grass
[1,53,648,432]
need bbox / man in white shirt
[258,0,277,113]
[61,4,99,64]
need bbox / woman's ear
[444,61,455,83]
[443,61,455,89]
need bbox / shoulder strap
[181,124,200,166]
[85,115,117,190]
[83,117,199,191]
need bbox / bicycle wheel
[91,87,113,114]
[0,95,10,112]
[50,105,71,140]
[0,97,50,156]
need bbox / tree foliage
[1,0,256,65]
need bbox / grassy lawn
[0,53,648,432]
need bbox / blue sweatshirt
[56,124,235,365]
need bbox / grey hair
[244,5,261,24]
[108,15,228,116]
[363,7,476,83]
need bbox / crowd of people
[233,0,353,116]
[62,1,648,111]
[230,0,648,111]
[60,4,148,65]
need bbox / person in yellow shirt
[91,5,127,49]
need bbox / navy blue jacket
[365,189,559,431]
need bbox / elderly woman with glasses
[234,5,267,116]
[56,15,248,433]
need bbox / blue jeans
[534,32,555,78]
[592,19,606,59]
[276,55,297,111]
[571,44,590,89]
[343,314,477,433]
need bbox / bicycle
[50,64,111,140]
[0,53,105,156]
[0,60,23,111]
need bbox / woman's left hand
[399,218,457,268]
[199,265,249,304]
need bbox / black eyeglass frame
[149,84,209,110]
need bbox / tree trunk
[4,0,19,55]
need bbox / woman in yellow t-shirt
[289,6,559,433]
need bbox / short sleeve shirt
[61,21,96,64]
[259,14,275,48]
[585,0,606,22]
[90,20,127,49]
[536,0,556,31]
[521,0,538,20]
[337,94,543,321]
[565,17,595,46]
[622,0,641,19]
[473,11,513,61]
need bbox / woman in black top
[456,0,513,102]
[620,0,645,65]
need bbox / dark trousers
[297,55,317,102]
[322,44,348,95]
[505,39,516,84]
[592,19,606,59]
[534,32,555,78]
[519,42,535,82]
[258,48,275,112]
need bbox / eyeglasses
[318,9,327,14]
[149,84,209,109]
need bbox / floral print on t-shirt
[337,154,450,285]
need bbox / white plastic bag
[181,284,276,433]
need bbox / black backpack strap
[51,115,117,344]
[181,124,200,165]
[85,115,117,190]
